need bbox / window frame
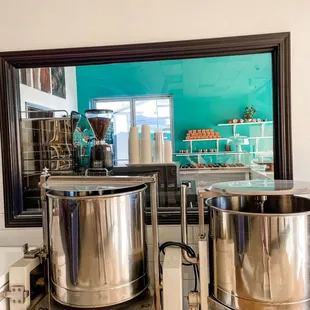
[92,95,174,163]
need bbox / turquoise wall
[76,53,273,161]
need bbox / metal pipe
[39,172,51,294]
[40,173,49,249]
[181,184,198,264]
[198,192,206,238]
[198,237,209,310]
[150,174,161,310]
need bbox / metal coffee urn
[205,180,310,310]
[40,175,160,309]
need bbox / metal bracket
[0,285,29,304]
[22,244,47,264]
[188,291,200,310]
[181,184,199,264]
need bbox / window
[93,96,172,165]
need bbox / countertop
[0,247,24,289]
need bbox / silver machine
[3,176,310,310]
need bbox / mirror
[18,53,274,212]
[0,33,292,226]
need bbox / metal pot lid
[207,180,310,196]
[43,176,146,197]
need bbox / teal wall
[76,53,273,160]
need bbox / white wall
[0,0,309,241]
[20,67,78,114]
[0,0,308,180]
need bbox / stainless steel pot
[44,182,148,308]
[207,195,310,310]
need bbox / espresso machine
[85,109,114,171]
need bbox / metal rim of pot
[45,184,147,200]
[206,195,310,217]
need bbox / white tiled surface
[0,215,42,247]
[147,225,195,245]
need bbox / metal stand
[180,187,232,310]
[197,189,240,310]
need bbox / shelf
[174,151,273,156]
[182,138,226,142]
[180,167,251,174]
[247,136,273,139]
[183,136,272,142]
[182,124,273,153]
[218,121,273,126]
[250,151,273,155]
[175,152,249,156]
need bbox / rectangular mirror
[0,33,292,226]
[18,54,273,212]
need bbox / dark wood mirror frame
[0,32,292,227]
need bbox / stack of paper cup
[164,140,173,163]
[154,129,164,163]
[140,125,152,164]
[128,126,140,164]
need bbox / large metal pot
[44,182,148,308]
[207,195,310,310]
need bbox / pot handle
[85,168,108,176]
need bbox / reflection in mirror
[18,52,274,215]
[71,111,95,172]
[20,67,77,212]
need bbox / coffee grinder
[85,109,113,170]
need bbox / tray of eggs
[185,129,221,140]
[180,163,245,170]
